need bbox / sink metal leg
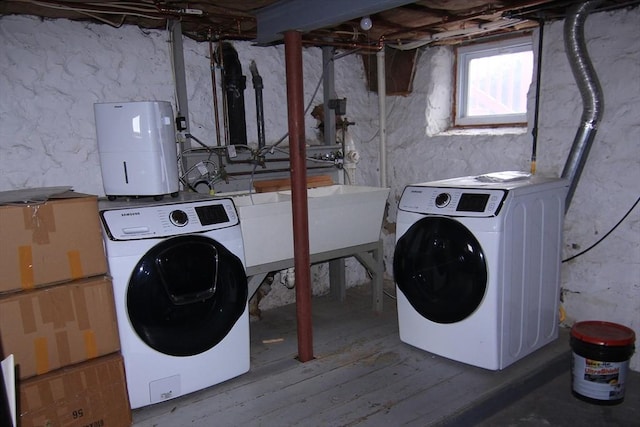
[371,239,383,314]
[248,273,268,301]
[329,258,346,302]
[354,239,384,313]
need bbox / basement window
[455,36,533,127]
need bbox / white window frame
[455,36,533,127]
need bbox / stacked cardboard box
[18,353,130,427]
[0,190,131,426]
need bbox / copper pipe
[284,30,313,363]
[301,38,382,51]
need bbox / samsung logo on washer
[121,212,141,217]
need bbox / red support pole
[284,30,314,362]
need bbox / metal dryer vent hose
[561,0,604,213]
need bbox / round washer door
[393,216,487,324]
[127,234,247,356]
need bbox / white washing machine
[99,192,249,408]
[393,172,568,370]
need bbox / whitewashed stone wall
[0,15,377,311]
[1,6,638,370]
[0,17,374,193]
[550,8,639,371]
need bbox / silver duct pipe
[561,0,604,212]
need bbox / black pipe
[250,60,266,149]
[530,17,545,175]
[218,42,248,146]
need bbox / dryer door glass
[393,216,487,323]
[127,235,247,356]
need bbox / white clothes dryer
[99,193,249,408]
[393,172,568,370]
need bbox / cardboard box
[19,353,131,427]
[0,190,107,293]
[0,276,120,380]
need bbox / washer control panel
[100,198,239,240]
[399,186,508,216]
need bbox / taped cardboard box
[0,276,120,380]
[0,189,107,293]
[19,352,131,427]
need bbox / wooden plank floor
[131,283,569,427]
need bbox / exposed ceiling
[1,0,639,49]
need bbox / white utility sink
[221,185,389,268]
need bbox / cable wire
[562,196,640,263]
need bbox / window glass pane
[466,51,533,117]
[455,36,533,127]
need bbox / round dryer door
[393,216,487,324]
[127,235,247,356]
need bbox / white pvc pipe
[376,49,387,188]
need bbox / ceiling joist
[1,0,639,48]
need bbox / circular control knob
[435,192,451,208]
[169,209,189,227]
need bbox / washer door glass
[393,216,487,324]
[127,235,247,356]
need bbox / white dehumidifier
[95,101,180,200]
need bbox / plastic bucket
[570,321,636,405]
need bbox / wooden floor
[131,283,569,427]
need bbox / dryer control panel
[399,186,508,217]
[100,198,239,240]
